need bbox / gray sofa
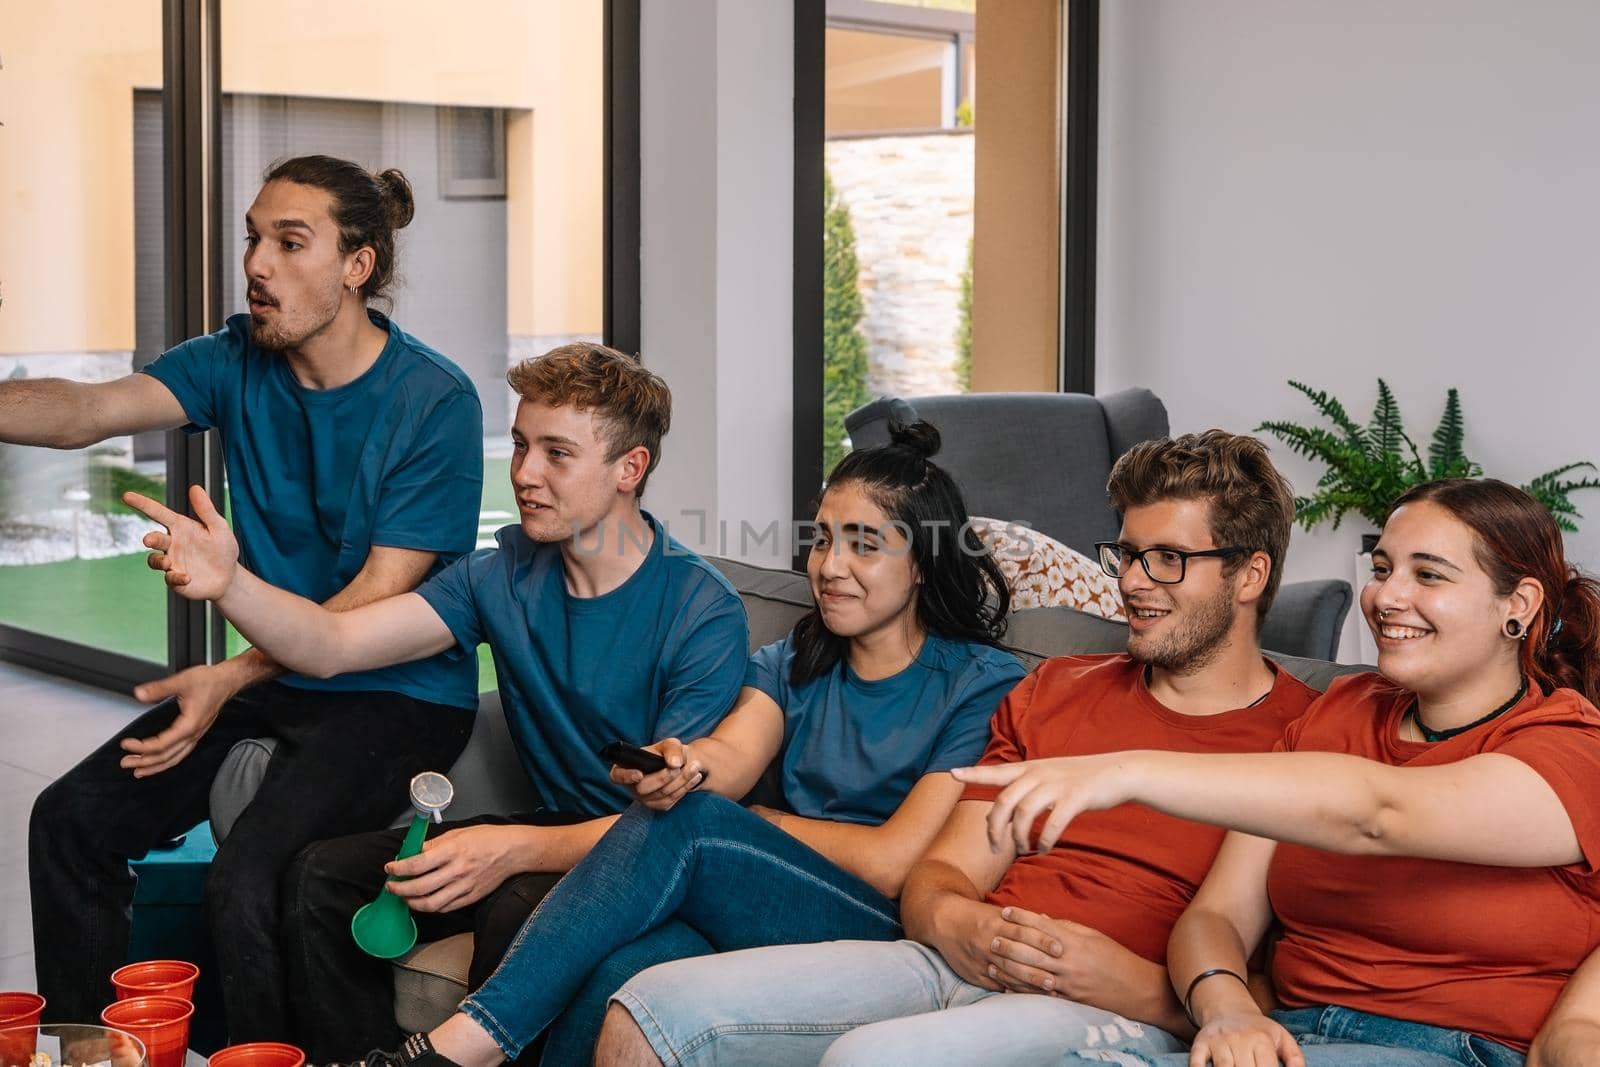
[846,390,1353,662]
[205,387,1361,1031]
[210,555,1366,1033]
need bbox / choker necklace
[1410,677,1528,743]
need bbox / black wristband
[1182,967,1249,1028]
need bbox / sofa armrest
[208,737,279,845]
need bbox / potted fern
[1257,380,1600,662]
[1257,379,1600,548]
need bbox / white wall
[1097,0,1600,660]
[639,0,796,566]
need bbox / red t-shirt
[1268,672,1600,1053]
[959,654,1318,963]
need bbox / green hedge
[822,169,870,475]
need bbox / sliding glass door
[0,0,632,693]
[0,2,174,685]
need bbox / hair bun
[887,419,941,460]
[376,168,416,230]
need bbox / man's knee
[594,1002,662,1067]
[816,1024,884,1067]
[29,776,78,847]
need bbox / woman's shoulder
[1285,671,1410,747]
[1499,685,1600,733]
[923,632,1026,680]
[1315,670,1407,705]
[751,632,800,671]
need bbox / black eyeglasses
[1094,542,1252,585]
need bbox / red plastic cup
[207,1042,306,1067]
[101,995,194,1067]
[110,961,200,1003]
[0,992,46,1067]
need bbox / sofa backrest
[845,389,1169,555]
[705,556,1365,688]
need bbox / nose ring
[1377,609,1390,620]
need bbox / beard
[248,282,343,352]
[1127,582,1237,675]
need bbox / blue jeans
[459,793,901,1063]
[1065,1005,1525,1066]
[612,938,1185,1066]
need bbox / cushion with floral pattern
[969,516,1126,621]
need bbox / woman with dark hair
[960,478,1600,1066]
[345,421,1027,1067]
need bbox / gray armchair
[845,390,1351,662]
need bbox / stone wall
[825,131,973,399]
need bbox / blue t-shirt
[141,312,484,710]
[747,633,1026,825]
[416,513,749,817]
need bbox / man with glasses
[593,430,1323,1067]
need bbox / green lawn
[2,461,517,694]
[0,552,169,662]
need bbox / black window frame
[792,0,1099,555]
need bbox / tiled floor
[0,660,142,993]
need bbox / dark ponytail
[1390,479,1600,703]
[264,155,414,307]
[789,420,1010,686]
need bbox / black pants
[28,681,474,1043]
[282,810,586,1062]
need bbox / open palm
[122,485,240,601]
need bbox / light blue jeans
[611,938,1186,1066]
[1064,1005,1524,1067]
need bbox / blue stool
[129,822,226,1054]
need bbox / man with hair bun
[593,429,1323,1067]
[16,155,485,1042]
[120,343,749,1060]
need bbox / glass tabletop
[0,1023,148,1067]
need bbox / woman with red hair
[958,478,1600,1066]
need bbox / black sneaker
[317,1033,461,1067]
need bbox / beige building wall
[0,2,162,357]
[1,0,601,357]
[970,0,1060,392]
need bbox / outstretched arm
[953,748,1583,868]
[1531,946,1600,1067]
[0,374,187,448]
[121,543,441,776]
[126,486,455,677]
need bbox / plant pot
[1354,533,1379,665]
